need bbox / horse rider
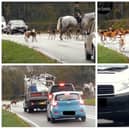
[73,2,82,25]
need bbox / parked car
[6,19,28,34]
[2,16,7,33]
[84,32,96,62]
[47,91,86,123]
[48,83,76,100]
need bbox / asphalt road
[3,101,96,127]
[2,33,93,63]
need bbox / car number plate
[40,102,46,105]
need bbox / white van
[98,65,129,113]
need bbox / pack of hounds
[24,27,87,42]
[99,27,129,52]
[2,100,17,112]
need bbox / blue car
[47,91,86,123]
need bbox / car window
[55,93,80,101]
[29,85,47,92]
[98,65,128,72]
[10,20,25,25]
[51,85,74,93]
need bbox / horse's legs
[60,32,63,40]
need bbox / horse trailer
[23,73,55,113]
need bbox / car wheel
[47,117,50,121]
[51,118,56,123]
[27,108,33,113]
[81,116,86,122]
[84,42,92,60]
[92,46,95,62]
[24,108,27,112]
[10,30,13,35]
[47,114,50,121]
[86,51,92,60]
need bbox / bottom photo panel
[97,65,129,127]
[2,65,96,127]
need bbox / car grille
[98,85,114,95]
[63,111,75,115]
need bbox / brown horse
[24,29,37,42]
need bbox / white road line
[14,113,39,127]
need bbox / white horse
[57,12,95,40]
[81,12,95,34]
[57,16,77,40]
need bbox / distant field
[2,110,30,127]
[98,44,129,63]
[84,98,95,106]
[2,40,58,63]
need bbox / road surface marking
[15,113,39,127]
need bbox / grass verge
[84,98,95,106]
[98,44,129,63]
[2,40,58,63]
[2,109,30,127]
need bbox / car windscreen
[51,85,74,93]
[10,21,25,25]
[55,93,80,101]
[29,85,47,92]
[98,65,128,72]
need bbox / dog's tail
[57,17,62,32]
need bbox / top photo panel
[98,2,129,63]
[2,2,95,64]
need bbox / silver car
[6,19,28,34]
[2,16,7,33]
[84,32,96,62]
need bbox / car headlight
[11,26,16,29]
[117,79,129,92]
[25,25,28,29]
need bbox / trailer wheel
[26,108,33,113]
[24,108,27,112]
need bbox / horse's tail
[57,17,62,32]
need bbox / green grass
[2,40,58,63]
[98,44,129,63]
[84,98,95,106]
[2,110,30,127]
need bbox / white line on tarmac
[14,113,39,127]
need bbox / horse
[24,29,37,42]
[57,16,78,40]
[81,12,95,34]
[57,12,95,40]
